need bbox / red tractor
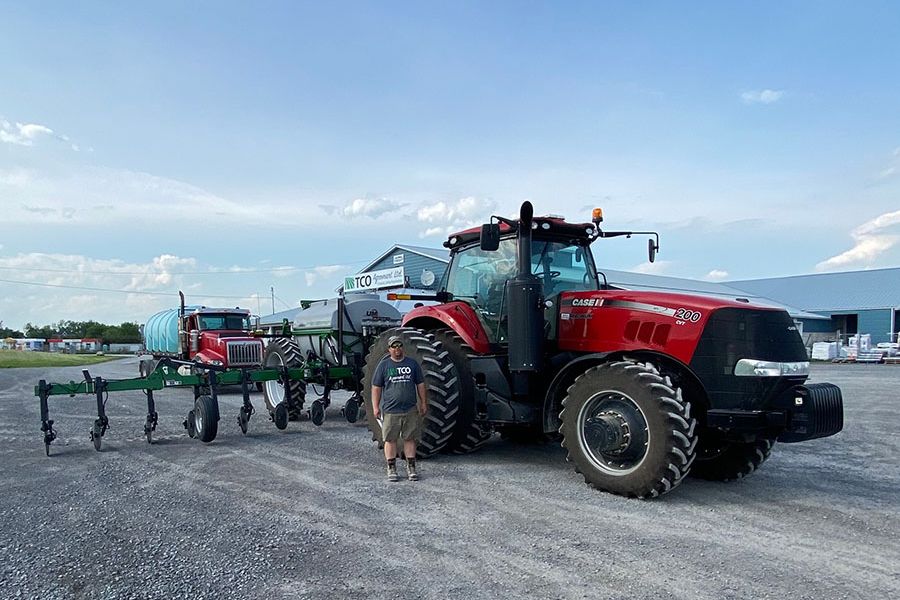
[362,202,843,498]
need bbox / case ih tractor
[362,202,844,498]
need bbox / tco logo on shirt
[389,366,413,377]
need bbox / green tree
[24,323,56,339]
[0,321,24,338]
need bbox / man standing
[371,335,428,482]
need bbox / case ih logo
[571,298,602,307]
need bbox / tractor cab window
[444,238,598,342]
[531,241,599,297]
[198,314,250,331]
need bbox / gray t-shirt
[372,356,424,414]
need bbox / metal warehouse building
[728,267,900,345]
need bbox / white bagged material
[811,342,839,360]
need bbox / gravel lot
[1,358,898,599]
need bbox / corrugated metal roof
[358,244,449,274]
[601,268,829,320]
[728,267,900,312]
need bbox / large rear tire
[262,339,307,419]
[690,436,775,481]
[362,327,459,457]
[560,359,698,499]
[430,329,492,454]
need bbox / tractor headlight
[734,359,809,377]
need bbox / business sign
[345,266,405,291]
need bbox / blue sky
[1,1,899,330]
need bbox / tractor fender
[403,303,491,354]
[542,349,707,434]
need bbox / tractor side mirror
[648,238,659,263]
[480,223,500,251]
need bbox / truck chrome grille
[227,341,262,366]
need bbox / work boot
[386,459,399,482]
[406,459,419,481]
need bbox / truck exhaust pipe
[507,201,543,395]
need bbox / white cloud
[875,147,900,180]
[631,260,673,275]
[416,196,496,238]
[816,209,900,271]
[740,89,785,104]
[337,197,404,218]
[0,119,87,151]
[0,167,34,187]
[304,264,345,287]
[124,254,198,291]
[0,252,356,328]
[0,121,54,146]
[704,269,729,281]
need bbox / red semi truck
[140,294,263,375]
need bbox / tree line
[1,320,142,344]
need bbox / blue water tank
[143,306,201,354]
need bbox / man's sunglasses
[389,342,403,348]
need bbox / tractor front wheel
[560,359,698,499]
[690,436,775,481]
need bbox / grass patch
[0,350,119,368]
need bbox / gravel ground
[0,358,898,600]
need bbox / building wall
[800,317,835,334]
[368,251,446,290]
[858,309,894,344]
[821,309,894,344]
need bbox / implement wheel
[193,395,219,443]
[560,359,698,499]
[362,327,460,457]
[262,339,307,419]
[273,402,289,430]
[90,420,103,452]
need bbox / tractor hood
[555,289,801,366]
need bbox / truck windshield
[444,237,598,341]
[198,315,250,331]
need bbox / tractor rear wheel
[689,436,775,481]
[362,327,459,457]
[560,359,698,499]
[431,329,492,454]
[262,339,307,419]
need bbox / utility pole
[271,286,275,315]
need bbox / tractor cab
[441,215,601,343]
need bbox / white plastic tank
[290,295,401,366]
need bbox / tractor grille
[227,341,262,366]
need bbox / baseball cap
[388,335,403,347]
